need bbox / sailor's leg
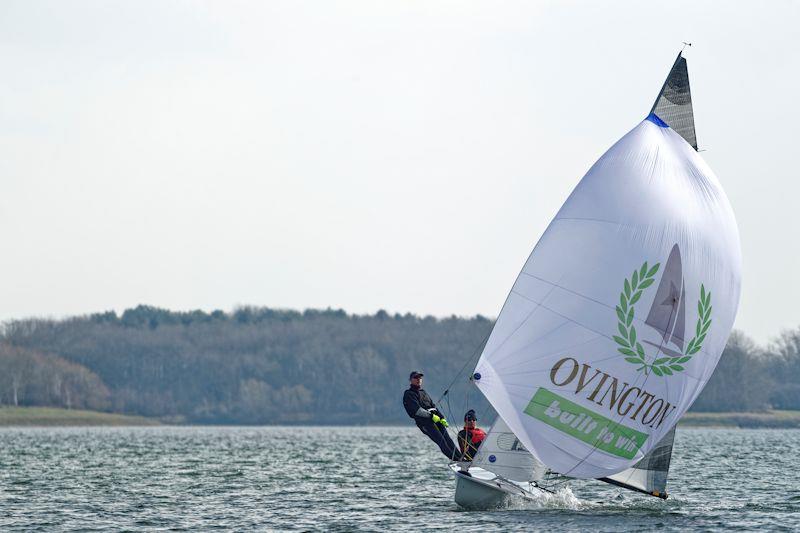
[438,425,459,459]
[418,420,458,459]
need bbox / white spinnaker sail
[473,107,741,477]
[471,417,547,482]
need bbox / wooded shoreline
[2,407,800,429]
[1,306,798,425]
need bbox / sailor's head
[464,409,477,429]
[409,371,423,386]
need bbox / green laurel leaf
[636,342,646,359]
[638,278,655,289]
[630,291,642,305]
[614,335,630,347]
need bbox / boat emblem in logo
[613,244,712,376]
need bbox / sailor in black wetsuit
[402,371,458,460]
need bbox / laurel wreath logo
[613,261,712,376]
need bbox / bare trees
[0,343,109,410]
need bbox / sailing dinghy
[451,51,741,508]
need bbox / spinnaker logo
[614,244,712,376]
[521,357,678,456]
[524,388,647,459]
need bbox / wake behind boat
[448,49,741,509]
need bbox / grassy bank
[680,410,800,428]
[0,407,160,427]
[2,406,799,429]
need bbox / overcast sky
[0,1,797,345]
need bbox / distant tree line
[0,305,797,424]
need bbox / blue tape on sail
[647,113,669,128]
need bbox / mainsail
[472,52,741,480]
[471,417,547,482]
[599,426,676,498]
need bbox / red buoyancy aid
[458,427,487,458]
[469,428,486,445]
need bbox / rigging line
[478,275,564,365]
[489,347,635,380]
[553,215,638,229]
[520,270,630,317]
[486,319,571,370]
[461,220,570,383]
[504,284,716,362]
[435,327,492,405]
[461,378,471,459]
[488,327,601,373]
[508,289,618,344]
[443,391,465,461]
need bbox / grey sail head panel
[650,53,697,150]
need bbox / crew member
[457,409,486,461]
[402,371,458,460]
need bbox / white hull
[450,464,545,509]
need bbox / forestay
[472,54,741,479]
[471,417,547,483]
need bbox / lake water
[0,426,797,531]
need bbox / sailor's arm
[403,390,432,419]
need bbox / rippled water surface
[0,426,798,531]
